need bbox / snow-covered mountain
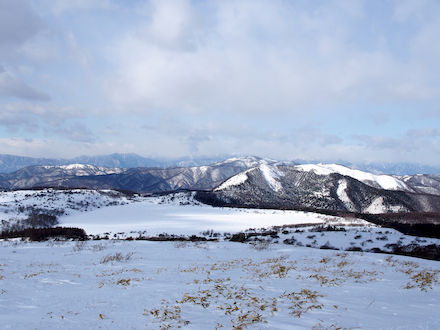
[294,163,413,192]
[42,164,123,176]
[0,153,164,173]
[401,174,440,195]
[293,163,440,196]
[1,158,440,215]
[0,156,273,192]
[0,164,124,190]
[200,164,440,214]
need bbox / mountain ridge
[1,153,439,175]
[0,156,273,193]
[200,164,440,214]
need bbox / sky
[0,0,439,165]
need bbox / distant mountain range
[0,153,225,173]
[1,153,439,175]
[0,156,274,193]
[294,159,440,176]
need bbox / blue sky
[0,0,439,164]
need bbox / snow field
[59,193,368,236]
[0,240,439,329]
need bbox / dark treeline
[0,227,87,241]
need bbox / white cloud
[105,0,440,117]
[0,66,50,101]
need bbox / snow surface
[0,190,371,236]
[363,197,408,214]
[214,156,274,168]
[336,179,356,212]
[296,164,411,191]
[1,240,439,329]
[216,164,284,192]
[259,164,283,192]
[60,193,365,236]
[215,169,251,190]
[42,164,123,176]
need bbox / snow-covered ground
[0,240,439,329]
[60,192,367,237]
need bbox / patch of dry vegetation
[100,252,134,264]
[385,256,440,291]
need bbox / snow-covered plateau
[0,189,439,329]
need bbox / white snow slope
[296,163,412,191]
[216,163,284,192]
[1,240,439,329]
[215,168,253,190]
[42,164,124,176]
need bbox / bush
[345,247,363,252]
[229,233,247,243]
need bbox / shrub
[345,246,363,252]
[229,233,247,243]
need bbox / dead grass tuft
[100,252,134,264]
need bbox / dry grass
[405,270,440,291]
[280,289,324,318]
[100,252,133,264]
[116,278,131,286]
[144,304,190,329]
[385,256,440,291]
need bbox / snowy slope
[42,164,124,176]
[216,163,284,192]
[212,156,276,168]
[295,163,413,191]
[215,169,253,190]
